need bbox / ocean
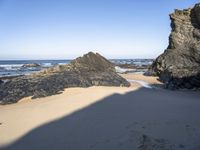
[0,59,153,78]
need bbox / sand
[120,73,163,87]
[0,74,200,150]
[0,86,136,148]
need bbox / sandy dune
[0,74,200,150]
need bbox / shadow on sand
[2,87,200,150]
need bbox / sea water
[0,60,70,78]
[0,59,153,78]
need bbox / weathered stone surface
[148,3,200,89]
[117,64,150,70]
[0,52,130,104]
[22,63,40,67]
[71,52,115,72]
[0,80,3,85]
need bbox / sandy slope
[0,74,200,150]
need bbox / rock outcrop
[71,52,115,72]
[22,63,40,68]
[0,52,130,104]
[148,3,200,89]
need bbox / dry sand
[120,73,163,87]
[0,74,200,150]
[0,86,136,148]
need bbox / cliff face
[0,52,130,104]
[148,3,200,89]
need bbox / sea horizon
[0,58,153,78]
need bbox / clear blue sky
[0,0,199,60]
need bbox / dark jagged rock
[0,75,24,81]
[0,52,130,104]
[0,80,3,85]
[71,52,115,72]
[117,64,150,70]
[22,63,40,67]
[148,3,200,89]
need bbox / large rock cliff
[0,52,130,104]
[148,3,200,89]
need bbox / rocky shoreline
[1,3,200,105]
[0,52,130,104]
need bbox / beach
[1,73,200,150]
[1,0,200,149]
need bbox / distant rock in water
[0,52,130,104]
[148,3,200,89]
[22,63,40,67]
[117,64,150,70]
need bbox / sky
[0,0,199,60]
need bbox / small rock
[22,63,40,68]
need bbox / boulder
[22,63,40,67]
[0,52,130,104]
[0,80,3,85]
[148,3,200,89]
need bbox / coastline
[0,59,152,79]
[1,1,200,150]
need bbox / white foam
[42,63,52,67]
[58,63,67,65]
[115,66,136,73]
[0,64,23,70]
[127,79,152,89]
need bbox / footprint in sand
[138,134,176,150]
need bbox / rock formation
[148,3,200,89]
[0,52,130,104]
[22,63,40,67]
[117,64,150,70]
[71,52,115,72]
